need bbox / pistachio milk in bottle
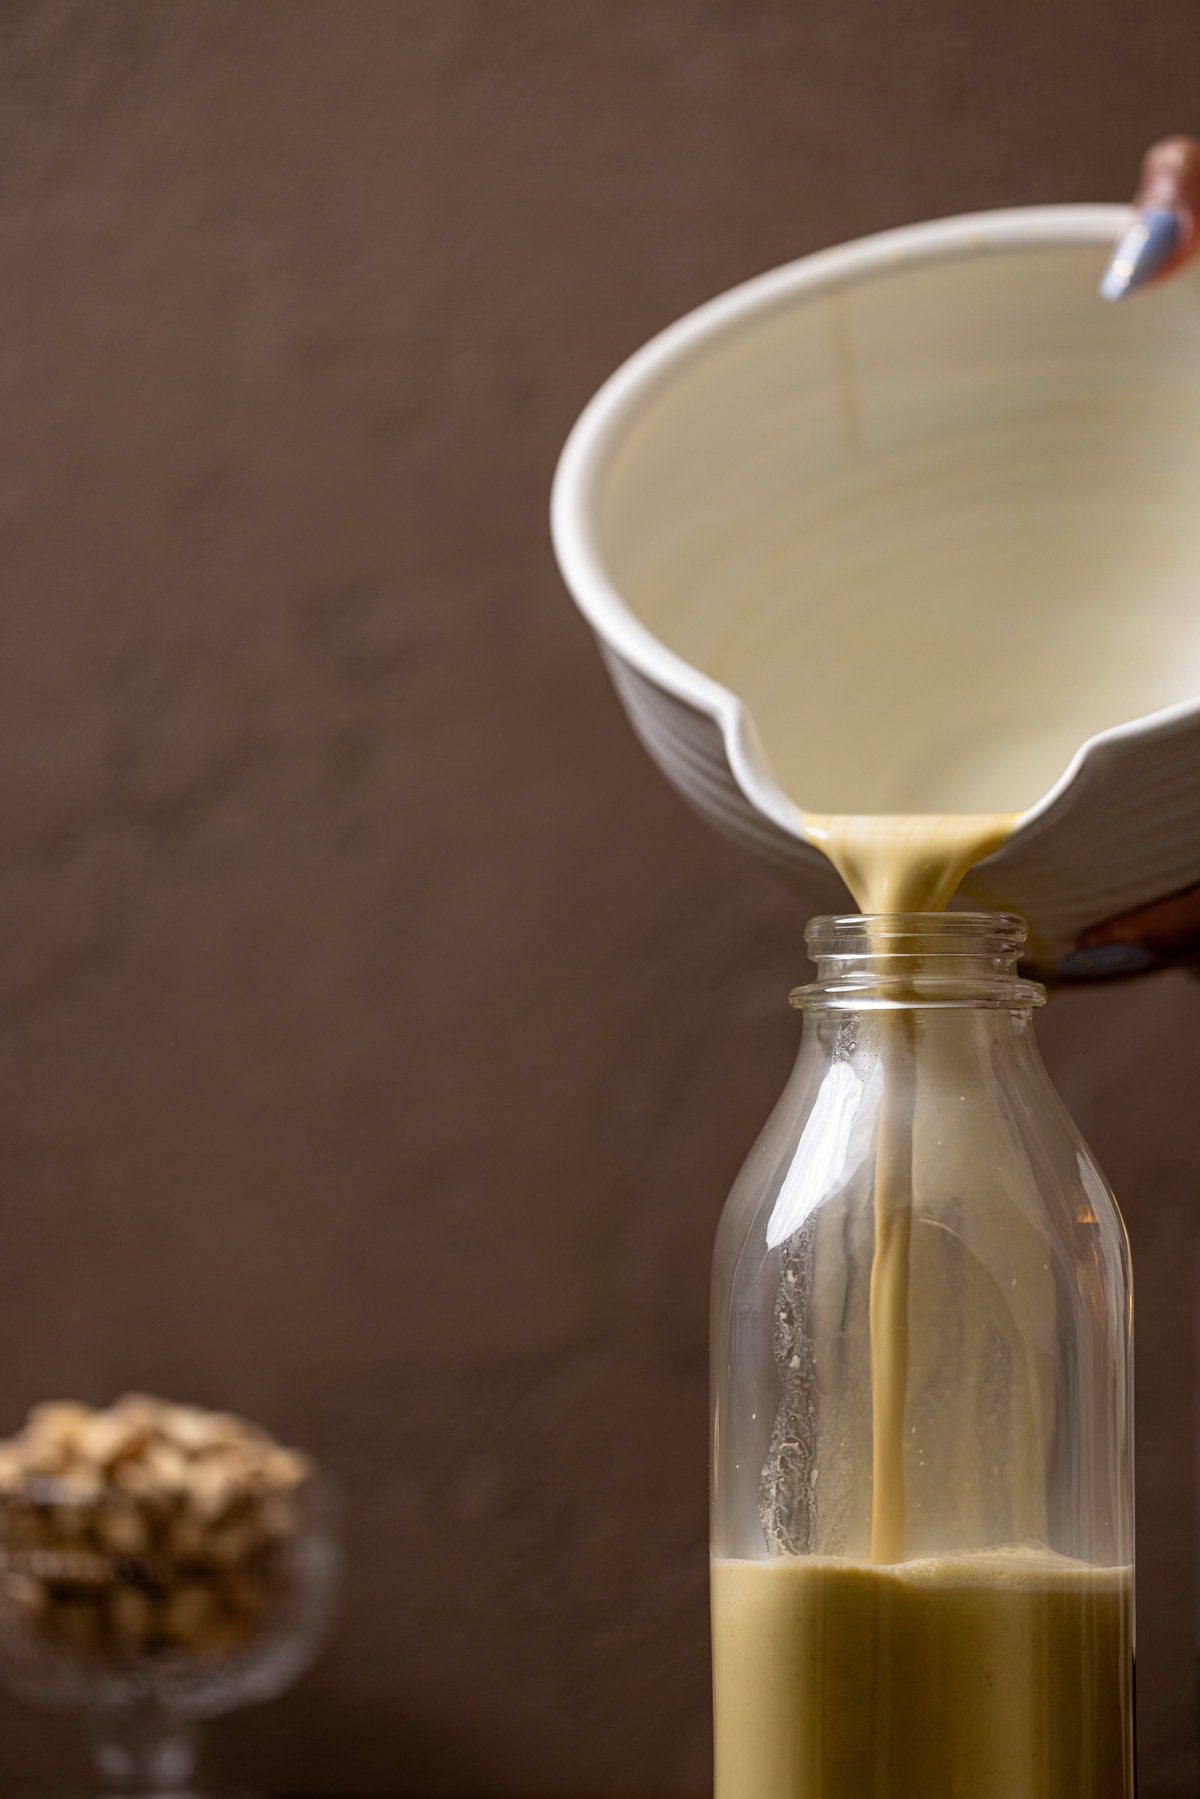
[710,904,1133,1798]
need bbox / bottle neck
[791,913,1046,1012]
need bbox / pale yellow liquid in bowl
[711,812,1133,1798]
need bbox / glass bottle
[711,913,1134,1799]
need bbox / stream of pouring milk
[802,813,1021,917]
[802,810,1021,1560]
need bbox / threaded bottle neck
[791,912,1046,1011]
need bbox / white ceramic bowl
[551,206,1200,972]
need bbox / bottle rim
[805,911,1026,951]
[793,911,1046,1011]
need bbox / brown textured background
[0,3,1197,1794]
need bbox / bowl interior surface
[589,226,1200,817]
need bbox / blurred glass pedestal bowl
[0,1475,341,1796]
